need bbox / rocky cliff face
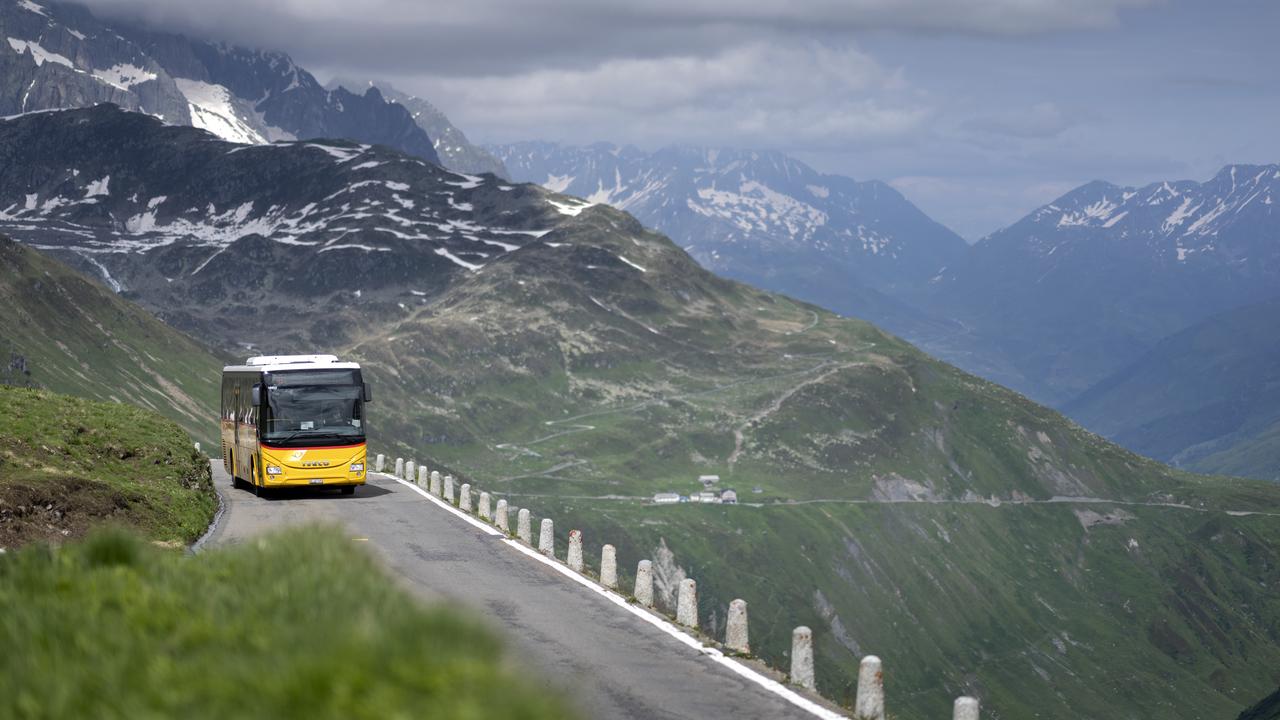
[329,78,507,179]
[0,0,439,162]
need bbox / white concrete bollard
[791,626,815,690]
[634,559,654,607]
[676,578,698,628]
[479,492,492,521]
[417,465,428,486]
[405,460,416,484]
[375,454,385,473]
[460,483,473,512]
[194,442,201,454]
[495,499,509,533]
[855,655,885,720]
[517,509,532,544]
[444,476,455,504]
[394,457,404,478]
[429,470,441,496]
[726,599,749,654]
[567,530,584,572]
[538,518,555,558]
[600,544,618,590]
[954,696,979,720]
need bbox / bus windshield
[262,373,365,447]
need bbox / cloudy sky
[83,0,1280,239]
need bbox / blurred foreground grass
[0,525,575,720]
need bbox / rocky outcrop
[0,0,438,163]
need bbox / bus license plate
[309,479,324,485]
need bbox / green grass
[0,525,575,720]
[0,386,215,548]
[0,238,226,450]
[519,497,1280,719]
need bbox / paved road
[205,464,836,720]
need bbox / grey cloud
[76,0,1159,77]
[67,0,1271,240]
[962,102,1075,139]
[407,42,930,150]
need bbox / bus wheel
[228,452,241,488]
[341,486,356,496]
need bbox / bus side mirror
[251,384,261,406]
[363,383,373,403]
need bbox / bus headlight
[265,465,283,475]
[350,463,364,473]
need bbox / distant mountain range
[328,78,507,178]
[0,0,439,162]
[490,142,967,335]
[932,164,1280,405]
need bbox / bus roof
[223,355,361,374]
[246,354,339,366]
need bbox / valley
[1,2,1277,715]
[2,104,1276,718]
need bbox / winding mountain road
[203,463,841,720]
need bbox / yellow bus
[221,355,371,496]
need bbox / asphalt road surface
[205,463,837,720]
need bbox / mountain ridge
[327,77,507,179]
[927,162,1280,404]
[489,140,967,329]
[0,0,440,162]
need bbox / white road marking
[380,473,847,719]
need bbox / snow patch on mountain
[83,175,109,198]
[92,64,158,91]
[547,197,593,216]
[1161,198,1199,232]
[689,180,828,241]
[7,38,74,69]
[16,0,48,16]
[1056,198,1120,228]
[175,79,265,145]
[545,174,574,193]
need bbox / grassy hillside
[531,497,1280,719]
[339,206,1280,718]
[0,525,575,719]
[1064,297,1280,481]
[0,238,225,450]
[0,386,215,548]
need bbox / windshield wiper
[266,429,360,445]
